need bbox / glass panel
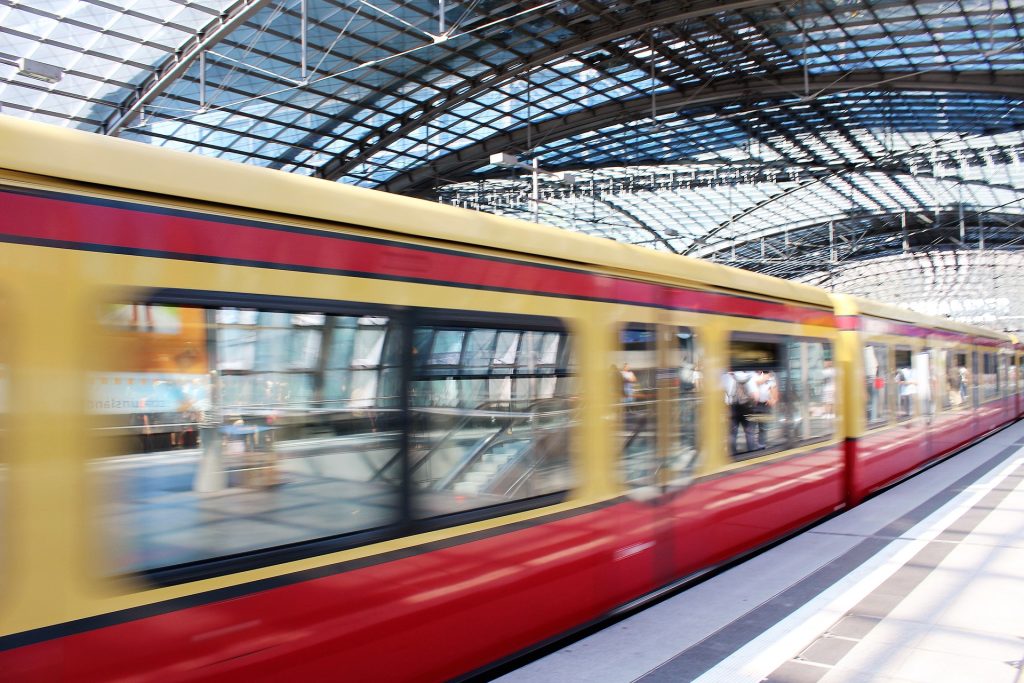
[802,341,835,440]
[666,327,701,481]
[727,336,786,459]
[410,325,574,518]
[428,330,466,366]
[950,350,971,410]
[91,303,402,574]
[463,329,497,372]
[981,353,999,401]
[865,344,890,425]
[913,350,934,421]
[971,351,980,406]
[936,349,952,411]
[783,341,803,442]
[894,347,914,420]
[618,324,657,484]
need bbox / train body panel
[0,116,1020,681]
[855,424,929,497]
[3,506,617,681]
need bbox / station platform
[497,421,1024,683]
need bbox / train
[0,115,1020,681]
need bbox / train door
[971,349,980,410]
[913,347,934,457]
[660,325,701,489]
[612,320,700,596]
[611,321,665,600]
[893,344,928,468]
[929,345,957,457]
[657,323,703,580]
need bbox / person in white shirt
[750,370,777,449]
[897,366,916,416]
[724,370,758,456]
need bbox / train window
[864,344,890,426]
[972,351,981,406]
[981,353,999,401]
[893,347,913,421]
[617,324,658,485]
[91,303,403,574]
[796,341,836,441]
[914,350,935,421]
[409,323,575,518]
[667,327,701,482]
[726,335,787,459]
[933,350,946,413]
[950,350,971,410]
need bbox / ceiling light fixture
[16,58,62,84]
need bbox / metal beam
[376,69,1024,193]
[104,0,273,136]
[683,162,1024,257]
[316,0,791,181]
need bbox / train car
[0,115,1016,681]
[833,295,1018,505]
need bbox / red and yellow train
[0,116,1020,681]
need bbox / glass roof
[1,0,1021,328]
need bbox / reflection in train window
[935,349,952,411]
[617,324,657,486]
[864,344,890,426]
[727,336,786,458]
[796,340,836,440]
[409,324,575,518]
[91,303,403,574]
[893,347,913,421]
[948,350,971,410]
[981,352,999,401]
[727,335,834,460]
[667,327,701,483]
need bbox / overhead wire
[120,0,564,132]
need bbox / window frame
[893,345,914,422]
[93,289,575,587]
[726,332,836,459]
[615,321,660,487]
[863,341,892,428]
[407,313,576,518]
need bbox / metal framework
[1,0,1021,328]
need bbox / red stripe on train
[0,190,834,324]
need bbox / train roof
[0,116,833,311]
[832,293,1013,343]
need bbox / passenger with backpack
[724,370,758,456]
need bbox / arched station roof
[1,0,1022,328]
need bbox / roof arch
[1,0,1022,326]
[378,76,1024,194]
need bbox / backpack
[731,373,753,406]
